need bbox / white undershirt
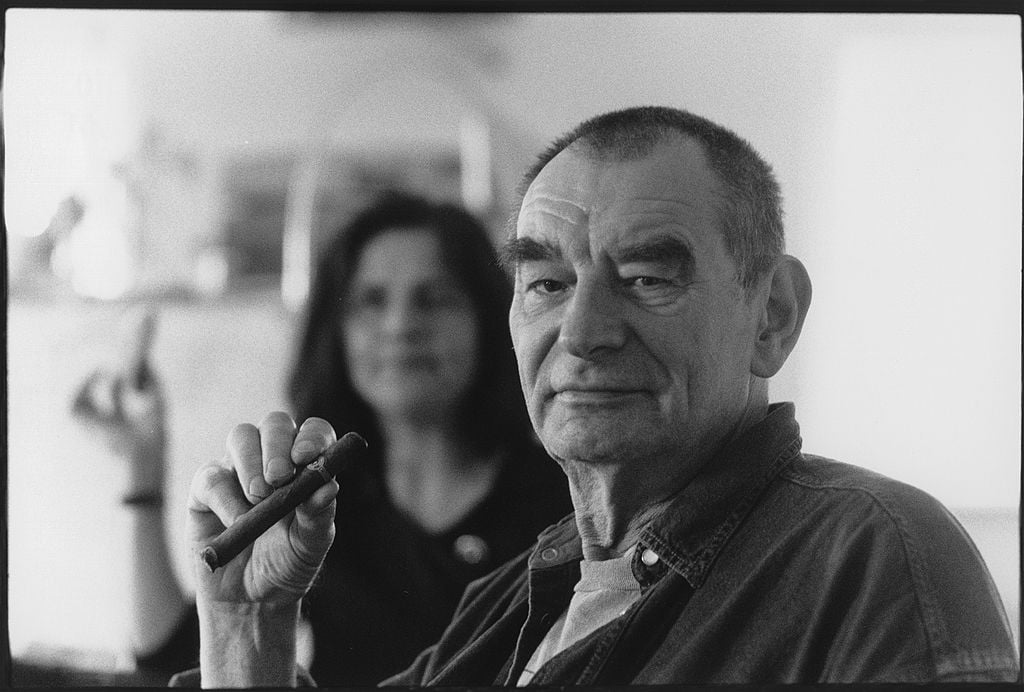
[517,546,642,686]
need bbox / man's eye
[628,276,669,288]
[527,279,567,294]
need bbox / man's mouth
[552,388,646,404]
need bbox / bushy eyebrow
[498,234,695,276]
[615,235,695,274]
[499,237,562,271]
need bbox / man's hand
[189,411,339,602]
[188,412,339,687]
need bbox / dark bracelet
[122,491,164,508]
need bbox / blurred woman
[72,192,571,685]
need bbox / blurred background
[4,9,1020,684]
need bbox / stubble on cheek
[510,307,550,426]
[517,361,547,438]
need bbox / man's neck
[564,458,691,561]
[565,393,770,562]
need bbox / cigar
[200,432,368,572]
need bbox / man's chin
[539,421,654,466]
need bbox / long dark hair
[287,191,533,461]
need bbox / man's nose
[557,280,627,358]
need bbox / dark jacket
[383,403,1019,685]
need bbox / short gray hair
[510,106,785,289]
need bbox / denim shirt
[383,403,1019,685]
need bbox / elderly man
[185,106,1018,686]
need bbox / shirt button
[540,547,559,561]
[641,548,660,567]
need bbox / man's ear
[751,255,812,378]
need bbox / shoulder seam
[776,457,953,676]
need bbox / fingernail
[292,440,317,457]
[267,457,293,483]
[248,477,271,500]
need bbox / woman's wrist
[121,489,164,508]
[122,470,164,506]
[123,443,166,501]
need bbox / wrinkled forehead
[516,136,724,249]
[518,146,594,227]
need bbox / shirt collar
[529,403,803,589]
[529,512,583,570]
[640,402,802,588]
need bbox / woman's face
[342,227,481,423]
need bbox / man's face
[509,135,763,475]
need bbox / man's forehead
[518,149,593,228]
[518,188,589,229]
[516,136,722,250]
[530,132,713,185]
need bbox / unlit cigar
[200,432,368,572]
